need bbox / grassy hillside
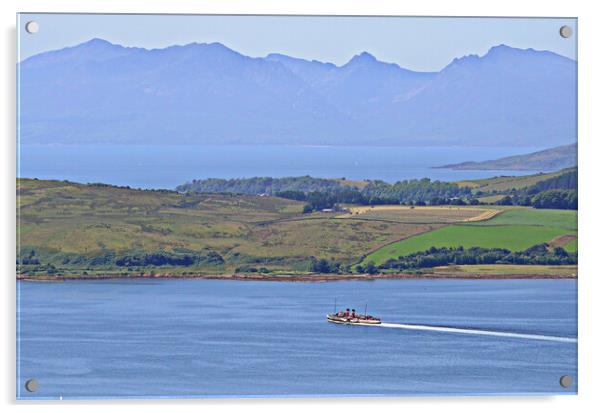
[457,168,575,193]
[17,178,577,278]
[18,179,474,276]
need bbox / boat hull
[326,314,381,325]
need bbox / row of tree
[308,257,345,273]
[18,248,226,269]
[177,170,578,211]
[179,176,475,206]
[378,244,576,271]
[293,192,483,213]
[496,189,577,210]
[361,178,472,204]
[115,251,225,267]
[176,176,346,195]
[304,244,576,275]
[494,170,577,209]
[524,169,577,194]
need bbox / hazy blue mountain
[436,143,577,171]
[19,39,576,146]
[267,51,437,140]
[398,45,577,146]
[264,53,337,86]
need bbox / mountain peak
[162,41,245,59]
[77,38,121,49]
[484,43,529,58]
[445,44,540,70]
[266,52,287,59]
[347,51,377,65]
[201,41,230,50]
[266,53,335,68]
[488,43,513,52]
[481,44,575,64]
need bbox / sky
[17,14,577,72]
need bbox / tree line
[178,176,472,204]
[305,243,576,275]
[494,170,577,210]
[177,169,577,211]
[496,189,577,210]
[17,247,225,271]
[176,176,346,195]
[115,251,225,267]
[277,179,474,212]
[376,244,576,271]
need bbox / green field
[362,208,577,265]
[17,179,578,277]
[468,208,577,230]
[563,239,577,253]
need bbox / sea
[16,279,577,399]
[17,145,545,189]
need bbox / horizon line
[20,37,577,72]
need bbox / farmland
[17,179,456,276]
[337,205,499,223]
[467,208,576,229]
[361,207,577,266]
[17,178,577,279]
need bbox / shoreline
[17,272,577,282]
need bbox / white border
[3,1,601,412]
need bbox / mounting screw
[25,21,39,34]
[25,378,39,392]
[559,375,572,388]
[559,25,573,39]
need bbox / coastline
[17,272,577,282]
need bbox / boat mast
[334,297,337,313]
[364,304,367,316]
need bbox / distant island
[435,143,576,171]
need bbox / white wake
[360,322,577,343]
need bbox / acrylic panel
[16,13,578,399]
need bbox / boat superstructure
[327,301,381,325]
[326,313,381,325]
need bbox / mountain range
[18,39,577,147]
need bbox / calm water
[17,279,577,399]
[17,145,543,189]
